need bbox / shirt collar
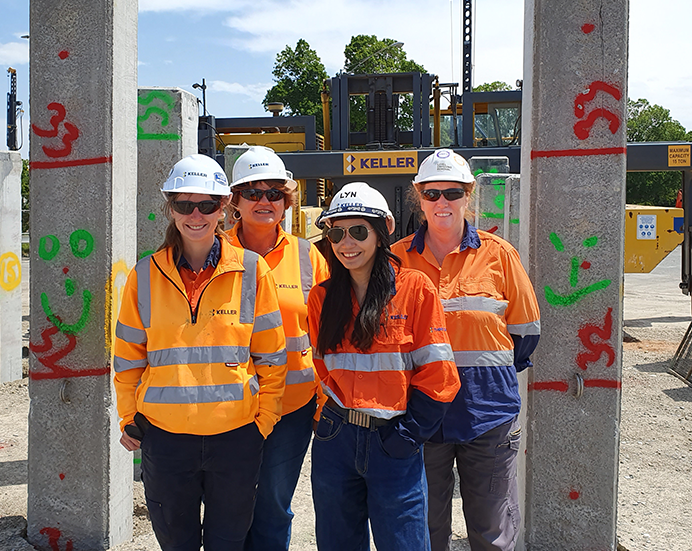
[406,221,481,254]
[178,236,221,271]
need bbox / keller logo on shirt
[211,308,237,316]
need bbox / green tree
[263,39,328,134]
[21,159,29,233]
[626,98,688,206]
[472,81,512,92]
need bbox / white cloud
[0,42,29,65]
[139,0,247,11]
[209,80,272,101]
[138,60,148,66]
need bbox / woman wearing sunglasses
[392,149,541,551]
[308,182,460,551]
[114,153,287,551]
[226,146,329,551]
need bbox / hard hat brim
[413,174,475,185]
[230,173,298,191]
[161,185,230,196]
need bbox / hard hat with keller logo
[161,154,230,196]
[315,182,395,233]
[413,149,475,185]
[231,146,298,190]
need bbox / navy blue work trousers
[141,420,264,551]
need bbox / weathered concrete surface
[27,0,137,549]
[137,88,198,259]
[520,1,628,549]
[0,151,23,383]
[473,173,520,247]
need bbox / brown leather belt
[325,397,394,429]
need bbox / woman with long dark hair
[307,182,461,551]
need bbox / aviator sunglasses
[171,200,222,215]
[421,188,467,202]
[326,225,373,244]
[237,189,286,202]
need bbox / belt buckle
[347,409,371,428]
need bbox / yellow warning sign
[668,145,691,167]
[343,152,417,175]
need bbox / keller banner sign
[343,152,418,175]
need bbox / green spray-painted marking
[494,194,505,210]
[148,212,156,221]
[544,280,612,306]
[480,213,519,223]
[139,250,155,260]
[549,232,564,251]
[137,91,181,141]
[38,235,60,261]
[583,236,598,247]
[133,457,142,465]
[65,279,75,297]
[70,229,94,258]
[139,90,176,110]
[473,166,499,177]
[41,289,93,335]
[569,257,580,287]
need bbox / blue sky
[3,0,692,159]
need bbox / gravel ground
[2,251,692,551]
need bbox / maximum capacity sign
[668,145,691,167]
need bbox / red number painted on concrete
[573,81,623,140]
[576,307,615,370]
[574,81,621,117]
[39,527,73,551]
[31,102,80,158]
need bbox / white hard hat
[231,146,298,190]
[413,149,475,185]
[316,182,395,232]
[161,154,230,196]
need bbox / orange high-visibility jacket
[307,267,460,419]
[228,224,329,415]
[113,238,287,438]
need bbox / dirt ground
[2,252,692,551]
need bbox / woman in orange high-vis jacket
[114,154,287,551]
[226,146,329,551]
[392,150,541,551]
[308,182,460,551]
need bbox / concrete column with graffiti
[137,87,199,259]
[519,1,628,549]
[27,1,137,549]
[0,151,23,383]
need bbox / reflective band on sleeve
[507,320,541,337]
[115,321,147,345]
[252,310,282,333]
[286,334,311,352]
[143,382,246,404]
[441,296,508,316]
[249,374,259,395]
[147,345,250,367]
[298,238,313,304]
[239,249,258,324]
[286,367,315,385]
[411,343,454,366]
[321,351,414,373]
[453,349,514,367]
[113,356,148,373]
[251,349,287,367]
[135,257,152,329]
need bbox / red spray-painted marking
[59,473,65,480]
[584,379,621,389]
[32,103,66,138]
[576,308,615,370]
[581,23,595,34]
[30,156,113,170]
[574,108,620,140]
[531,147,626,160]
[487,226,499,234]
[528,381,569,392]
[58,50,69,60]
[31,102,80,158]
[63,267,69,274]
[569,490,580,500]
[39,527,73,551]
[581,261,591,269]
[574,81,622,117]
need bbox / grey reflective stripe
[298,238,313,304]
[251,348,287,367]
[143,382,245,404]
[286,367,315,385]
[322,384,405,419]
[453,349,514,367]
[239,249,258,324]
[135,257,152,329]
[253,310,282,333]
[441,296,508,316]
[148,346,250,367]
[286,334,311,352]
[249,375,259,395]
[507,320,541,337]
[113,356,148,373]
[321,352,414,373]
[115,321,147,345]
[312,347,322,360]
[411,343,454,366]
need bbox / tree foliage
[263,39,328,134]
[626,98,688,206]
[473,81,512,92]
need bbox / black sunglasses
[171,200,222,215]
[326,225,373,244]
[421,188,467,202]
[238,189,285,202]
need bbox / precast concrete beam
[27,0,137,549]
[520,1,628,549]
[473,173,520,247]
[0,151,23,383]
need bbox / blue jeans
[245,395,316,551]
[311,404,430,551]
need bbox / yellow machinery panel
[219,133,306,152]
[624,205,684,273]
[300,207,325,241]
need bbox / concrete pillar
[520,1,628,549]
[474,173,520,247]
[137,87,199,259]
[27,1,137,549]
[0,151,23,382]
